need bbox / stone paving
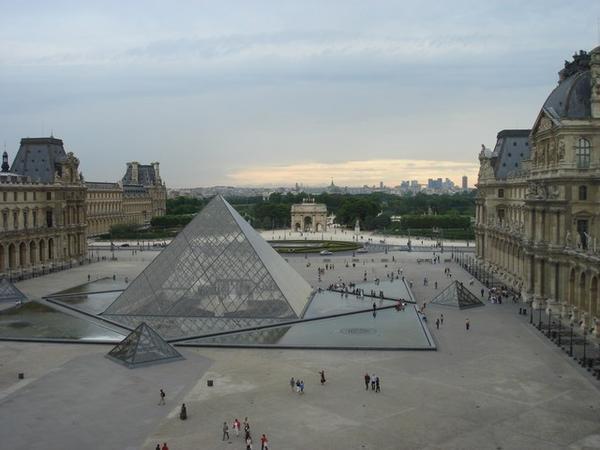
[2,248,600,449]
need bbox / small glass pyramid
[106,322,183,368]
[0,278,27,303]
[430,281,484,309]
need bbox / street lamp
[582,328,588,367]
[569,322,574,356]
[547,308,552,338]
[538,304,543,330]
[557,315,562,347]
[529,301,533,324]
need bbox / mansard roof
[10,137,67,183]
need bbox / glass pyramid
[103,196,314,338]
[106,322,183,368]
[430,281,484,309]
[0,278,27,303]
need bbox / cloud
[227,158,478,187]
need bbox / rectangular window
[577,219,589,249]
[13,192,17,201]
[498,188,504,198]
[33,210,37,228]
[23,211,28,228]
[46,210,53,228]
[2,212,7,230]
[46,192,52,201]
[13,211,18,229]
[497,209,505,223]
[24,192,28,201]
[33,192,37,201]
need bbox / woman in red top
[260,434,269,450]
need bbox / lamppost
[569,322,574,356]
[538,303,543,330]
[557,315,562,347]
[582,328,587,367]
[529,300,533,324]
[547,308,552,338]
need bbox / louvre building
[475,47,600,334]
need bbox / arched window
[576,138,591,168]
[579,185,588,201]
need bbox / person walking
[179,403,187,420]
[158,389,166,406]
[440,313,444,325]
[375,376,381,393]
[364,373,370,390]
[435,318,440,330]
[371,374,376,391]
[260,433,269,450]
[155,445,160,450]
[161,443,169,450]
[246,435,253,450]
[223,422,230,441]
[481,288,484,297]
[465,318,470,331]
[233,418,241,436]
[300,380,305,394]
[319,370,326,385]
[244,417,250,437]
[290,377,295,392]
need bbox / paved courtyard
[2,247,600,449]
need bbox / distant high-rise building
[379,181,384,189]
[462,176,468,190]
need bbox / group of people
[290,377,306,394]
[363,373,381,392]
[223,417,269,450]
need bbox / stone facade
[475,47,600,335]
[85,182,125,236]
[291,199,327,232]
[86,161,167,236]
[0,137,87,278]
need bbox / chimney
[1,151,9,172]
[152,161,160,183]
[130,161,139,184]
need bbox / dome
[541,50,593,120]
[542,70,591,120]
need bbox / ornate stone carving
[547,185,560,199]
[565,231,572,248]
[526,181,547,200]
[538,116,552,132]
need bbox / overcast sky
[1,1,599,188]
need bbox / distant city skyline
[1,1,599,187]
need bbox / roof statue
[0,278,27,303]
[103,195,314,338]
[430,281,484,309]
[106,322,183,368]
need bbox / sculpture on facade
[558,140,566,160]
[565,231,572,248]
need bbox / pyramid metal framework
[0,278,27,303]
[106,322,183,368]
[103,196,314,338]
[430,281,484,309]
